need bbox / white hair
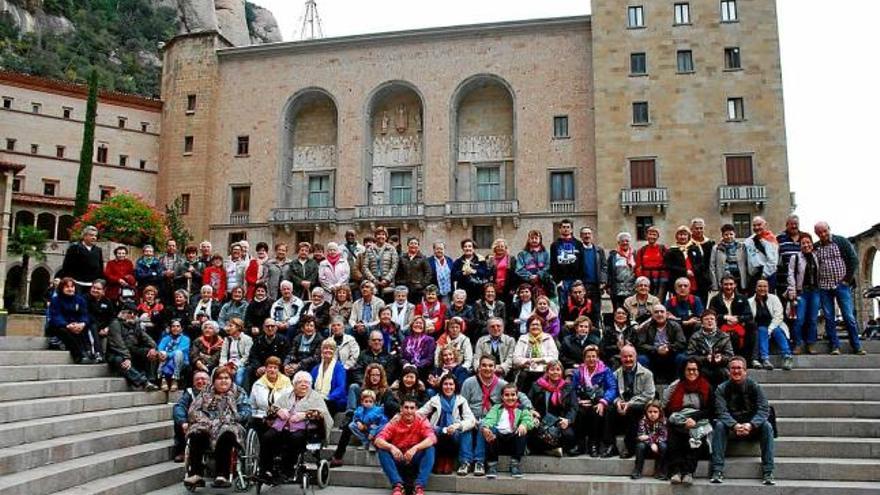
[617,232,632,242]
[293,371,313,386]
[280,280,294,290]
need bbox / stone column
[0,170,12,311]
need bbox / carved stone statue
[413,108,422,132]
[395,103,408,133]
[381,111,390,134]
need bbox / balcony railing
[620,187,669,213]
[229,212,249,224]
[355,203,424,219]
[445,200,519,216]
[270,207,337,223]
[550,201,576,214]
[718,185,767,211]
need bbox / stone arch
[28,265,51,308]
[4,264,22,310]
[57,215,75,241]
[363,80,426,206]
[13,210,34,235]
[36,212,57,239]
[863,245,878,318]
[278,87,340,209]
[448,74,516,202]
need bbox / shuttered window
[725,156,754,185]
[630,159,657,188]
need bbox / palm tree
[8,226,49,310]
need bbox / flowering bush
[70,192,169,247]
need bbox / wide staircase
[1,335,878,495]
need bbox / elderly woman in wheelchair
[183,366,252,490]
[258,370,334,486]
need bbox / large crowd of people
[44,214,869,492]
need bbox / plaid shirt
[814,241,847,289]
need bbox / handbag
[534,413,562,448]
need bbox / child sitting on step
[348,389,388,452]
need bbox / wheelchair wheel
[233,472,249,492]
[255,481,262,495]
[242,429,260,479]
[302,471,309,492]
[316,459,330,488]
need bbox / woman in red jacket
[104,246,136,302]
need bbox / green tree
[7,226,49,310]
[74,68,98,217]
[165,196,193,249]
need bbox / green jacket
[481,403,536,431]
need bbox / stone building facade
[157,0,791,253]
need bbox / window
[628,6,645,27]
[553,116,569,138]
[42,180,57,197]
[100,187,114,201]
[727,97,745,121]
[476,166,501,201]
[472,225,495,250]
[229,232,248,245]
[724,47,741,69]
[96,145,108,163]
[294,231,313,246]
[636,216,654,241]
[733,213,751,238]
[236,135,250,156]
[389,171,413,204]
[11,177,21,192]
[139,159,147,170]
[2,97,11,109]
[30,144,38,154]
[632,101,650,125]
[676,50,694,73]
[37,212,56,237]
[184,136,194,154]
[630,52,647,75]
[117,117,126,129]
[180,194,190,215]
[231,186,251,214]
[141,122,149,132]
[186,94,197,113]
[5,138,15,151]
[630,159,657,188]
[550,171,575,202]
[725,155,754,185]
[119,155,128,167]
[308,175,331,207]
[31,103,41,114]
[721,0,737,22]
[63,107,72,119]
[57,215,75,241]
[56,146,65,158]
[674,3,690,24]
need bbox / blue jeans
[434,429,464,462]
[460,428,487,463]
[820,283,862,351]
[792,290,820,346]
[377,446,435,488]
[711,420,775,475]
[233,365,247,387]
[347,383,362,411]
[757,326,792,360]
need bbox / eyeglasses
[265,325,277,328]
[685,368,699,373]
[370,338,383,342]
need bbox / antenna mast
[299,0,324,40]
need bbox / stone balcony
[620,187,669,214]
[718,184,768,211]
[270,207,338,224]
[550,201,576,214]
[229,212,249,224]
[354,203,425,230]
[445,200,520,228]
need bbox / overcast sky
[253,0,878,240]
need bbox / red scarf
[504,401,519,427]
[666,376,711,413]
[536,376,566,406]
[326,251,341,267]
[480,375,499,413]
[199,335,223,353]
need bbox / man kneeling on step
[710,355,776,485]
[374,396,437,495]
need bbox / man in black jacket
[708,276,755,364]
[105,302,159,390]
[350,329,399,386]
[246,318,291,386]
[59,225,104,293]
[710,356,775,485]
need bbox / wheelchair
[252,415,331,494]
[182,427,259,493]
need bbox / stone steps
[762,383,880,401]
[0,377,130,402]
[0,364,111,383]
[767,354,880,369]
[0,440,173,495]
[770,400,880,418]
[0,350,71,366]
[0,337,47,350]
[0,403,171,449]
[0,421,172,476]
[750,368,880,383]
[55,461,185,495]
[0,390,167,424]
[777,417,880,438]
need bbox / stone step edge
[0,421,172,461]
[53,461,185,495]
[0,391,169,421]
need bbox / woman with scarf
[135,245,164,294]
[244,283,273,337]
[446,289,475,338]
[183,367,252,488]
[249,356,293,438]
[427,345,472,396]
[607,232,637,310]
[401,316,436,381]
[635,226,669,301]
[191,320,223,373]
[259,371,332,479]
[375,306,403,355]
[661,358,714,485]
[571,345,618,457]
[47,277,94,364]
[329,285,354,324]
[514,230,556,301]
[319,242,351,303]
[244,242,270,301]
[162,289,192,337]
[218,286,249,328]
[508,283,535,337]
[136,285,165,342]
[311,340,347,415]
[526,360,577,457]
[560,316,602,371]
[390,364,428,408]
[104,245,136,302]
[388,286,415,333]
[301,287,331,335]
[418,375,476,474]
[331,363,396,467]
[486,238,517,303]
[452,238,489,305]
[434,317,474,370]
[284,315,321,377]
[623,277,660,326]
[512,315,559,392]
[601,307,637,369]
[531,295,561,339]
[664,226,703,296]
[414,286,447,337]
[157,319,191,391]
[219,317,253,387]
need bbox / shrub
[70,192,168,247]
